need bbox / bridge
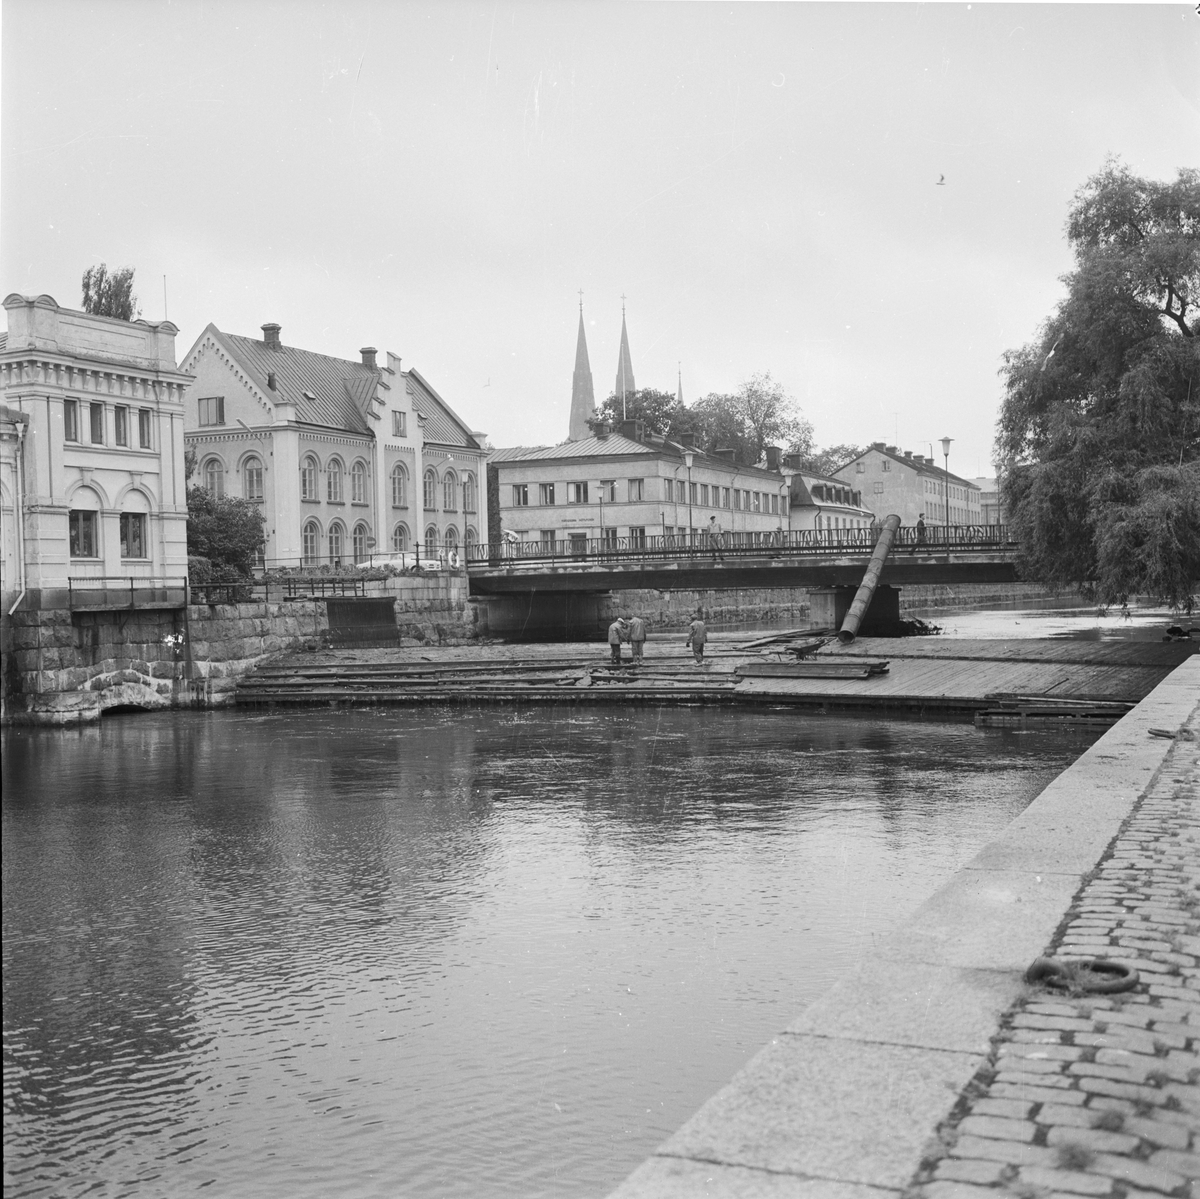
[465,525,1020,595]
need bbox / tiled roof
[405,369,482,450]
[840,445,980,490]
[489,445,552,462]
[222,330,376,434]
[510,432,659,460]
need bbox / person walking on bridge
[707,515,724,562]
[686,612,708,665]
[608,618,629,666]
[916,515,927,548]
[628,614,647,662]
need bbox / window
[69,510,98,558]
[663,479,673,501]
[628,478,644,502]
[752,492,761,513]
[465,526,477,554]
[770,494,778,514]
[114,406,129,446]
[540,529,556,549]
[699,484,709,506]
[391,463,408,508]
[392,410,407,438]
[90,403,105,444]
[629,526,646,548]
[742,489,751,510]
[882,460,891,472]
[302,521,319,566]
[353,522,369,563]
[675,480,686,503]
[328,522,344,564]
[539,482,556,506]
[351,461,367,504]
[119,513,147,559]
[599,480,616,502]
[567,481,588,504]
[601,527,618,548]
[198,396,225,426]
[425,524,440,549]
[327,459,343,503]
[244,456,264,501]
[443,471,458,511]
[424,469,438,509]
[138,409,152,449]
[722,488,731,508]
[569,533,587,555]
[392,523,409,552]
[64,399,79,442]
[445,526,459,551]
[203,458,225,497]
[873,482,884,494]
[301,456,318,501]
[688,482,698,505]
[512,483,529,507]
[856,462,865,473]
[463,474,477,512]
[733,489,742,511]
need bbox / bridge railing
[467,524,1016,569]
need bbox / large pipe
[837,513,901,644]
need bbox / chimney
[903,450,913,459]
[261,323,281,350]
[765,445,782,472]
[871,441,886,450]
[783,452,804,471]
[714,446,737,462]
[618,419,645,442]
[595,420,612,439]
[678,431,698,449]
[360,347,377,368]
[885,444,898,454]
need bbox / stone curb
[607,656,1200,1198]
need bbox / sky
[3,2,1198,478]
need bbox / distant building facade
[832,442,981,529]
[494,421,792,550]
[0,293,190,604]
[181,323,487,567]
[974,477,1004,525]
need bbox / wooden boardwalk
[234,635,1196,721]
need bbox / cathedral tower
[568,297,595,441]
[614,297,636,417]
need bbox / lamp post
[780,472,793,544]
[940,436,953,555]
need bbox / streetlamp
[779,471,794,545]
[940,436,953,552]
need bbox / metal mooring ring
[1023,956,1140,994]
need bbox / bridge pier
[808,585,902,636]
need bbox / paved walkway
[911,711,1200,1199]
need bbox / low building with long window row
[181,322,487,568]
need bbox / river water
[3,701,1099,1198]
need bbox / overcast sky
[4,1,1197,476]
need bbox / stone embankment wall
[899,581,1055,612]
[603,586,811,631]
[1,573,477,724]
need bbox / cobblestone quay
[912,709,1199,1199]
[609,658,1198,1199]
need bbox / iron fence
[67,576,190,610]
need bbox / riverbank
[607,655,1200,1198]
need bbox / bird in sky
[1040,335,1064,372]
[937,174,946,186]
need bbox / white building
[833,442,981,530]
[0,293,190,607]
[784,458,876,535]
[181,323,487,567]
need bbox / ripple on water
[3,706,1098,1197]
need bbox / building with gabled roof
[181,322,487,567]
[831,442,981,530]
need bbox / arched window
[328,521,344,564]
[391,463,408,508]
[462,473,477,512]
[423,469,437,510]
[68,486,102,559]
[300,456,318,501]
[203,457,225,497]
[392,523,409,553]
[327,458,343,503]
[244,456,264,502]
[302,520,320,566]
[351,460,367,504]
[352,522,369,563]
[444,526,459,551]
[442,469,458,511]
[465,526,478,555]
[424,524,439,550]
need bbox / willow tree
[997,161,1200,609]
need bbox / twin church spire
[568,295,649,441]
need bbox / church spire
[568,292,595,441]
[676,361,683,406]
[615,295,635,418]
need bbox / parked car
[374,550,443,572]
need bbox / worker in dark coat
[628,615,646,662]
[685,613,707,664]
[916,515,927,546]
[607,618,628,665]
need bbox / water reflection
[3,707,1097,1197]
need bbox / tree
[590,389,687,438]
[186,486,266,580]
[691,373,814,466]
[996,160,1200,609]
[81,263,139,320]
